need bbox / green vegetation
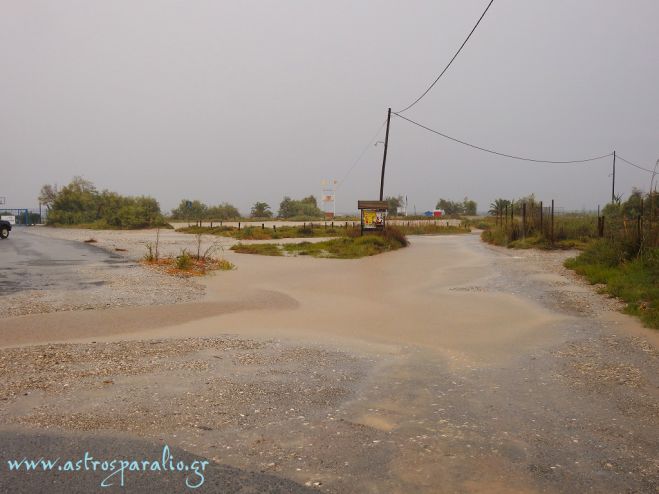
[384,195,404,216]
[41,177,166,229]
[178,221,469,240]
[178,224,349,240]
[436,197,478,216]
[231,228,409,259]
[483,190,658,251]
[170,199,240,222]
[565,243,658,329]
[482,193,597,249]
[278,196,324,219]
[143,245,235,276]
[250,201,273,218]
[231,243,284,256]
[397,223,471,235]
[481,213,595,250]
[480,190,659,329]
[462,216,495,230]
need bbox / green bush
[175,250,193,270]
[565,245,659,329]
[383,226,409,247]
[44,177,165,229]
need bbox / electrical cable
[616,155,655,174]
[337,119,388,189]
[393,112,614,164]
[397,0,495,113]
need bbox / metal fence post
[551,200,555,244]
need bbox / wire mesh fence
[490,194,659,251]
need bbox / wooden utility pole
[379,108,392,201]
[611,150,616,203]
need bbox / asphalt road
[0,228,128,296]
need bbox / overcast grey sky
[1,0,658,214]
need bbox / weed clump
[565,244,658,329]
[175,250,193,270]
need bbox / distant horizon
[2,1,657,216]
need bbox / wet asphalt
[0,429,314,493]
[0,228,127,296]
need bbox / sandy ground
[0,231,657,493]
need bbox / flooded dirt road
[1,233,657,493]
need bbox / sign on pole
[321,179,337,219]
[357,200,388,235]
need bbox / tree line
[39,177,165,229]
[39,178,480,228]
[170,195,324,220]
[38,178,327,226]
[384,195,477,216]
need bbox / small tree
[278,196,323,218]
[385,195,403,216]
[171,199,207,222]
[250,202,272,218]
[436,198,463,216]
[463,198,477,216]
[207,203,240,220]
[489,199,511,216]
[38,184,58,210]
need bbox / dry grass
[142,254,234,277]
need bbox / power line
[337,119,388,189]
[615,154,655,174]
[392,112,614,164]
[396,0,495,114]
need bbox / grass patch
[565,243,659,329]
[142,248,235,276]
[481,221,595,251]
[396,224,470,235]
[230,243,284,256]
[179,222,469,240]
[51,221,173,230]
[178,225,350,240]
[231,229,408,259]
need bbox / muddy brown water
[0,233,657,493]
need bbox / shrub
[383,226,409,247]
[44,177,165,229]
[175,250,193,270]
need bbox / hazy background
[1,0,657,215]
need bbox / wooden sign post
[358,200,388,236]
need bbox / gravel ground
[23,226,230,261]
[2,232,657,493]
[0,336,379,492]
[3,263,204,318]
[1,226,337,318]
[481,243,627,314]
[2,228,221,318]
